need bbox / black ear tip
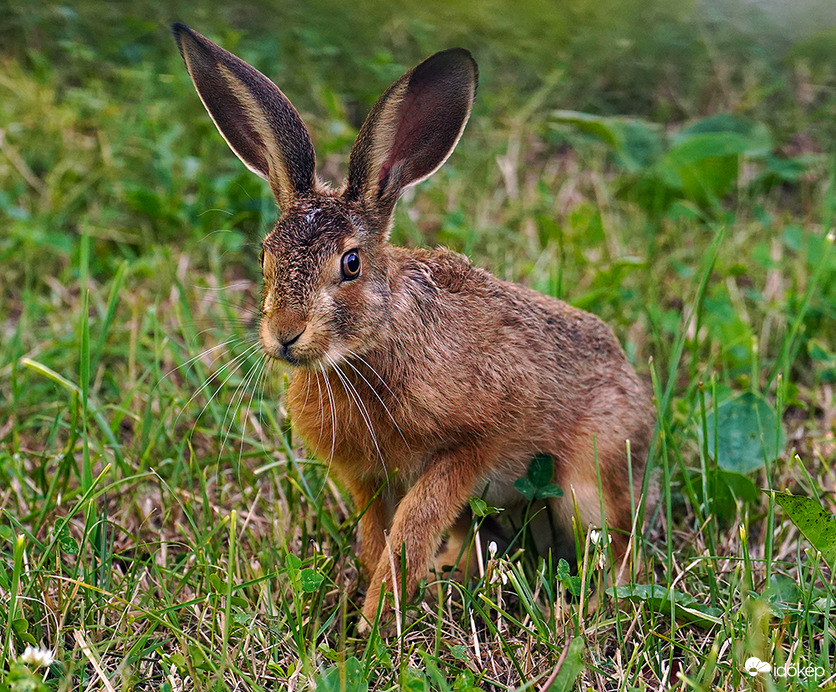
[448,47,476,63]
[415,48,478,91]
[171,22,200,50]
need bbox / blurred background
[2,1,836,687]
[3,0,836,259]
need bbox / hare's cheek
[258,318,280,354]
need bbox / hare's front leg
[356,490,388,577]
[361,447,484,625]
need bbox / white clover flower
[589,530,611,546]
[19,645,55,668]
[488,541,498,559]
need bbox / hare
[173,23,655,628]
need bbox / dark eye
[341,250,361,280]
[259,247,264,266]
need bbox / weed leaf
[772,492,836,570]
[546,636,585,692]
[704,392,785,474]
[514,477,536,501]
[300,568,324,593]
[608,585,723,628]
[316,657,368,692]
[528,453,555,487]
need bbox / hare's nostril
[281,329,304,348]
[279,328,305,362]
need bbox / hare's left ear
[345,48,477,219]
[172,23,315,210]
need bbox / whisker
[318,362,338,483]
[343,348,401,402]
[187,342,263,441]
[157,336,245,389]
[236,353,268,468]
[326,354,388,482]
[341,356,409,451]
[172,340,258,431]
[313,367,326,455]
[218,346,265,464]
[300,369,312,417]
[194,297,263,319]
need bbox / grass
[1,0,836,690]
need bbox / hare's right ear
[172,23,315,209]
[345,48,477,221]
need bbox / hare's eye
[258,247,264,266]
[341,250,361,281]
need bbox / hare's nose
[280,329,305,360]
[281,330,304,348]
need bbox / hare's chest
[286,368,413,477]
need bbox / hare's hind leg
[550,434,641,582]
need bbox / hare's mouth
[261,344,316,368]
[259,338,328,369]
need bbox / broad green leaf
[208,574,223,593]
[763,574,802,611]
[673,114,772,155]
[56,527,79,555]
[773,493,836,570]
[704,392,785,474]
[12,618,36,646]
[555,558,582,596]
[655,133,747,201]
[536,483,564,500]
[300,568,325,593]
[528,453,555,487]
[514,477,536,501]
[469,497,499,517]
[608,585,723,628]
[653,116,773,204]
[400,668,430,692]
[315,657,368,692]
[709,468,761,523]
[551,110,662,173]
[545,636,585,692]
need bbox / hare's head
[173,24,477,367]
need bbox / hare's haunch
[173,23,655,629]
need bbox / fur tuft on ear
[172,23,315,209]
[345,48,477,219]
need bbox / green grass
[1,1,836,690]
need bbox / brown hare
[172,23,655,629]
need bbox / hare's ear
[172,23,315,209]
[345,48,477,218]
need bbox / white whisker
[318,362,338,480]
[312,368,326,456]
[218,345,265,463]
[343,348,400,402]
[326,354,388,482]
[159,336,246,389]
[341,356,409,451]
[236,353,268,466]
[175,340,259,432]
[187,342,263,441]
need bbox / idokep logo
[744,657,771,676]
[743,656,825,681]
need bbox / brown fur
[174,24,655,629]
